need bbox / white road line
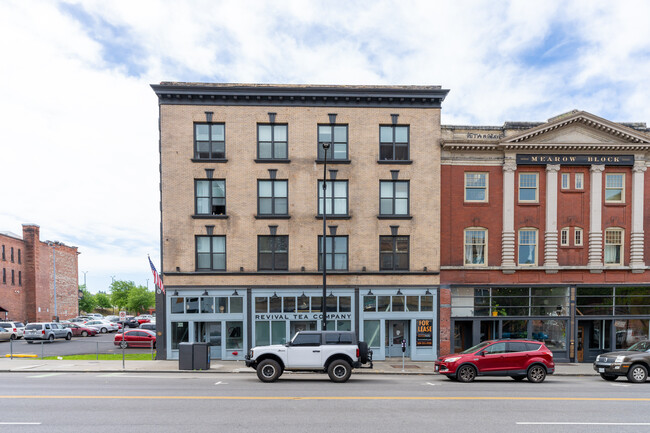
[0,422,42,425]
[214,381,228,385]
[27,373,65,378]
[517,422,650,426]
[610,383,630,387]
[425,382,437,386]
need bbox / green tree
[78,286,97,314]
[110,280,136,310]
[127,285,155,315]
[95,291,113,312]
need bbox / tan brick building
[152,83,449,360]
[0,224,79,323]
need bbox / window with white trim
[560,228,569,246]
[518,228,538,265]
[575,173,584,190]
[574,228,583,246]
[464,173,488,202]
[604,228,623,265]
[464,228,487,266]
[561,173,570,189]
[519,173,538,202]
[605,174,624,202]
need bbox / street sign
[119,311,126,322]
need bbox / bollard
[96,342,99,360]
[41,341,44,359]
[10,338,13,359]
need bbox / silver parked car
[0,321,25,340]
[24,322,72,342]
[84,320,119,333]
[0,327,12,342]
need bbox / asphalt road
[0,372,648,433]
[0,332,154,358]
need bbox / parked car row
[0,321,26,340]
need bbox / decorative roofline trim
[151,83,449,109]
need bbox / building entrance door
[453,320,473,352]
[480,320,498,342]
[386,320,409,357]
[195,322,222,359]
[577,325,584,362]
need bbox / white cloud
[1,0,648,292]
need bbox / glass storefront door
[195,322,222,359]
[480,320,497,342]
[386,320,409,357]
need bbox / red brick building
[0,224,79,322]
[440,111,650,362]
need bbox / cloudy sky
[1,0,649,294]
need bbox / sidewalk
[0,358,598,376]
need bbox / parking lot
[0,332,155,358]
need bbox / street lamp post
[320,141,331,331]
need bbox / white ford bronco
[245,330,373,383]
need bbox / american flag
[148,256,165,294]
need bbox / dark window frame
[258,235,289,271]
[195,179,227,216]
[18,271,21,286]
[379,124,410,161]
[318,235,349,271]
[257,123,288,160]
[379,235,410,271]
[257,179,289,216]
[17,249,20,264]
[11,269,15,285]
[1,245,4,261]
[2,268,5,284]
[195,235,227,271]
[194,122,226,160]
[10,247,14,263]
[317,180,349,216]
[379,180,410,216]
[317,124,349,161]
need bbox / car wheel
[600,374,617,381]
[257,359,282,383]
[627,364,648,383]
[48,334,54,342]
[527,365,547,383]
[101,327,107,333]
[456,365,477,383]
[10,334,16,340]
[81,331,88,337]
[511,376,526,381]
[65,333,72,340]
[328,360,352,383]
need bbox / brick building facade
[0,224,79,322]
[152,82,449,360]
[440,110,650,362]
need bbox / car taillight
[356,348,359,358]
[42,330,45,334]
[13,328,17,332]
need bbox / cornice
[151,82,449,109]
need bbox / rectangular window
[464,173,488,202]
[518,229,537,265]
[318,236,348,271]
[171,322,189,350]
[560,228,569,246]
[257,124,288,160]
[194,123,225,159]
[17,250,21,264]
[2,268,5,284]
[605,173,624,202]
[171,297,184,314]
[380,180,409,215]
[380,235,409,270]
[258,235,289,270]
[604,228,623,265]
[575,228,583,246]
[11,270,14,285]
[561,173,570,189]
[318,180,348,215]
[195,179,226,215]
[575,173,584,190]
[364,320,381,348]
[1,245,4,260]
[464,229,486,265]
[18,271,21,286]
[379,125,409,161]
[225,321,243,350]
[318,125,348,160]
[196,236,226,271]
[519,173,538,202]
[10,247,14,263]
[258,180,288,216]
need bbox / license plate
[598,368,604,373]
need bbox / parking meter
[401,338,406,352]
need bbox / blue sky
[1,0,649,293]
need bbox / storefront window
[364,296,376,312]
[171,321,189,350]
[226,321,243,350]
[326,295,337,312]
[532,319,566,351]
[502,320,528,339]
[364,320,381,348]
[338,320,351,331]
[378,296,390,312]
[588,320,611,350]
[339,296,351,312]
[311,296,322,312]
[255,321,269,346]
[271,321,285,344]
[255,297,268,313]
[269,295,282,313]
[615,319,649,350]
[201,297,214,313]
[577,287,614,316]
[392,295,405,312]
[230,297,243,313]
[216,297,228,313]
[421,295,433,312]
[284,297,295,313]
[186,297,199,314]
[614,287,650,315]
[171,297,184,314]
[297,294,309,312]
[406,296,419,312]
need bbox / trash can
[178,342,194,370]
[193,342,210,370]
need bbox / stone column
[588,165,605,272]
[502,158,517,273]
[630,159,647,272]
[544,164,560,272]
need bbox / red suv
[435,339,555,383]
